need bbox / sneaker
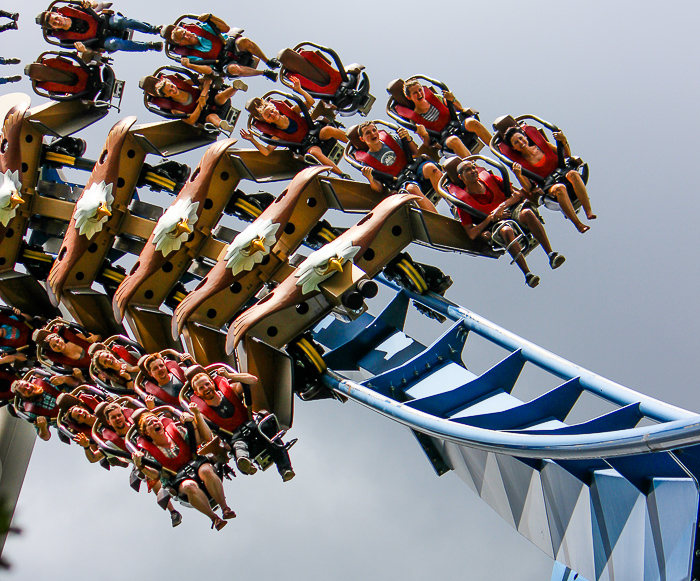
[281,469,295,482]
[262,69,278,82]
[232,79,248,92]
[525,273,540,288]
[4,58,20,65]
[339,173,352,180]
[5,75,21,83]
[548,252,566,269]
[236,456,257,475]
[154,25,163,35]
[10,12,19,21]
[219,120,234,133]
[8,21,17,30]
[147,41,163,52]
[170,510,182,528]
[266,58,281,69]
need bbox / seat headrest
[94,401,110,426]
[88,342,106,356]
[26,62,79,84]
[185,364,208,384]
[161,24,176,42]
[140,75,159,96]
[57,392,82,415]
[493,115,517,137]
[347,124,367,151]
[386,78,412,109]
[443,156,464,187]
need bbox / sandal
[211,517,228,531]
[222,507,237,520]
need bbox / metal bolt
[425,362,431,370]
[413,369,420,377]
[401,378,407,385]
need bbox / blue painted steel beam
[320,370,700,460]
[378,279,696,423]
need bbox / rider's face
[509,132,529,151]
[192,374,216,399]
[260,102,280,123]
[47,13,71,30]
[107,408,127,431]
[407,84,424,102]
[172,27,197,45]
[359,124,379,145]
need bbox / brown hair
[357,120,375,139]
[403,78,422,98]
[137,411,157,437]
[245,97,265,121]
[103,402,122,421]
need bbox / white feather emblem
[0,169,22,227]
[151,199,200,256]
[294,238,360,295]
[224,219,280,275]
[74,181,114,239]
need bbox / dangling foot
[262,70,278,82]
[586,212,597,220]
[232,79,248,92]
[525,273,540,288]
[236,456,257,475]
[281,469,295,482]
[222,507,237,520]
[147,41,163,52]
[211,516,228,531]
[576,223,590,234]
[266,58,281,69]
[170,510,182,528]
[548,252,566,270]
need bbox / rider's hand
[397,127,410,140]
[74,433,90,449]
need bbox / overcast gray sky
[3,1,700,580]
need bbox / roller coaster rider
[163,13,279,81]
[132,406,236,530]
[401,78,492,158]
[453,160,565,288]
[355,120,442,213]
[185,365,296,482]
[240,77,350,177]
[503,126,595,234]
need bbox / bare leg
[226,63,265,78]
[549,183,588,233]
[404,183,437,213]
[567,170,596,220]
[306,145,343,174]
[205,113,222,128]
[215,86,239,104]
[319,126,348,143]
[198,463,230,515]
[179,479,220,524]
[463,118,493,146]
[235,36,269,64]
[422,163,444,194]
[518,208,553,255]
[500,225,531,276]
[445,134,471,158]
